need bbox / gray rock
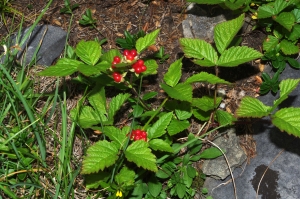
[202,128,247,180]
[203,61,300,199]
[4,25,66,66]
[182,3,232,42]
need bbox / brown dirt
[2,0,267,197]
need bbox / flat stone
[203,61,300,199]
[202,128,247,180]
[4,25,66,66]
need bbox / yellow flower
[250,3,256,7]
[251,12,258,19]
[116,190,123,197]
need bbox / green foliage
[60,0,79,14]
[79,9,96,27]
[116,30,146,50]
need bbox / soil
[2,0,267,198]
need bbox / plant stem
[143,97,168,130]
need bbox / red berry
[134,66,142,74]
[113,56,121,64]
[123,50,130,56]
[134,135,141,141]
[141,137,147,141]
[140,65,147,72]
[112,72,122,83]
[141,131,147,138]
[135,129,142,136]
[129,49,137,57]
[136,59,144,66]
[126,54,135,61]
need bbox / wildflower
[116,190,123,197]
[251,12,258,20]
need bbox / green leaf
[286,57,300,69]
[236,97,272,118]
[192,96,222,112]
[287,24,300,41]
[272,108,300,137]
[76,40,101,65]
[183,168,193,188]
[142,92,158,100]
[292,8,300,23]
[175,183,186,199]
[186,0,224,4]
[115,166,135,187]
[136,29,160,53]
[274,0,297,15]
[143,59,158,75]
[199,147,223,159]
[215,110,236,126]
[214,14,244,54]
[167,119,190,136]
[164,58,183,87]
[85,172,110,190]
[78,64,102,76]
[257,2,275,18]
[103,126,127,149]
[101,49,122,63]
[263,35,279,52]
[88,86,107,116]
[37,58,80,76]
[185,72,230,84]
[193,59,216,67]
[217,46,263,67]
[224,0,245,10]
[70,106,103,128]
[274,12,295,31]
[149,139,174,153]
[273,79,300,109]
[147,112,173,139]
[161,83,193,102]
[125,140,158,172]
[82,140,119,174]
[148,178,162,197]
[280,39,299,55]
[175,102,193,120]
[180,38,218,64]
[193,109,210,121]
[107,93,131,125]
[94,61,111,72]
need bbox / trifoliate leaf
[236,96,272,118]
[161,83,193,102]
[217,46,262,67]
[76,40,101,65]
[147,112,173,139]
[272,107,300,137]
[214,14,244,54]
[125,140,158,172]
[164,58,183,87]
[82,140,119,174]
[149,139,174,153]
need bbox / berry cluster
[111,56,124,83]
[132,59,147,74]
[129,129,147,141]
[123,49,137,61]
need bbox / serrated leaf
[136,29,160,53]
[217,46,263,67]
[280,39,299,55]
[272,108,300,137]
[185,72,230,84]
[236,97,272,118]
[161,83,193,102]
[37,58,80,76]
[274,12,295,31]
[149,139,173,153]
[192,96,222,112]
[85,172,110,190]
[103,126,127,149]
[199,147,223,159]
[82,140,119,174]
[101,49,122,63]
[142,92,158,100]
[148,178,162,197]
[292,8,300,23]
[115,166,135,187]
[274,0,297,15]
[224,0,245,10]
[273,79,300,109]
[193,109,210,121]
[167,119,190,136]
[143,59,158,75]
[147,112,173,139]
[193,59,216,67]
[257,2,275,18]
[287,24,300,41]
[164,58,183,87]
[78,64,102,76]
[70,106,103,128]
[180,38,218,64]
[175,102,193,120]
[88,86,107,116]
[94,61,111,72]
[186,0,224,4]
[215,110,236,126]
[263,35,279,52]
[214,14,244,54]
[107,93,131,125]
[76,40,101,65]
[125,141,158,172]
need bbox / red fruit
[134,135,141,141]
[136,59,144,66]
[112,72,122,83]
[134,66,142,74]
[129,49,137,57]
[141,137,147,141]
[126,54,135,61]
[135,129,142,136]
[123,49,130,56]
[141,131,147,138]
[113,56,121,64]
[140,65,147,72]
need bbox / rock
[182,3,232,42]
[202,128,247,180]
[4,25,67,66]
